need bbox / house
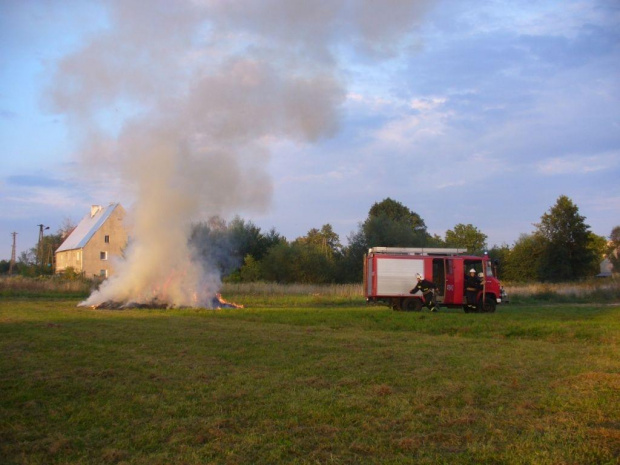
[55,203,128,278]
[596,240,619,278]
[596,258,613,278]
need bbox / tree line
[3,195,618,283]
[188,195,616,284]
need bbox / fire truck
[364,247,508,312]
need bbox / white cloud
[278,165,360,185]
[435,180,466,189]
[409,96,447,111]
[456,0,616,39]
[372,96,452,146]
[584,195,620,213]
[536,152,620,175]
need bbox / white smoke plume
[47,0,434,307]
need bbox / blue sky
[1,0,619,260]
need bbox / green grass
[0,276,93,299]
[1,297,619,464]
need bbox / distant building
[597,258,613,278]
[55,204,127,278]
[597,240,618,278]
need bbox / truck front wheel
[402,298,423,312]
[480,296,497,313]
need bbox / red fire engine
[364,247,508,312]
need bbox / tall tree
[367,198,427,235]
[239,254,262,282]
[487,243,510,279]
[503,233,545,282]
[336,199,433,283]
[534,195,596,281]
[259,242,296,283]
[336,226,368,283]
[259,240,335,284]
[297,224,342,257]
[444,223,488,254]
[363,198,430,247]
[189,217,241,276]
[58,217,77,240]
[587,232,608,266]
[227,216,280,261]
[190,216,286,280]
[607,226,620,273]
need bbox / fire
[85,292,243,310]
[215,293,244,309]
[79,252,244,310]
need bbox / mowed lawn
[1,298,618,464]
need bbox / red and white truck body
[364,247,508,312]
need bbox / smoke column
[47,0,434,307]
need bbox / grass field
[1,296,619,464]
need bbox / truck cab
[431,254,505,312]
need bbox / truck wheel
[480,296,496,313]
[402,298,423,312]
[463,305,470,313]
[391,298,402,311]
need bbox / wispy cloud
[278,165,360,185]
[584,195,620,213]
[536,152,620,175]
[435,180,466,189]
[409,96,447,111]
[458,0,614,39]
[1,169,125,220]
[6,174,65,188]
[372,96,452,146]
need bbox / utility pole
[37,224,49,270]
[9,232,17,274]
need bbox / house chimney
[91,205,102,217]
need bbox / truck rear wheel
[402,297,423,312]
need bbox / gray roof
[56,204,120,252]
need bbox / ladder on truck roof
[368,247,466,256]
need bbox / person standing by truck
[465,268,482,312]
[410,273,438,312]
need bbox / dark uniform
[464,271,482,312]
[410,276,438,312]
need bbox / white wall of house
[82,206,127,277]
[55,204,128,278]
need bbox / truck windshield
[484,262,494,277]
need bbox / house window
[100,269,108,278]
[100,251,108,260]
[104,235,110,243]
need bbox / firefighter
[465,268,482,312]
[410,273,438,312]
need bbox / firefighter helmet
[416,273,423,280]
[469,268,476,273]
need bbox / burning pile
[77,256,244,310]
[85,293,243,310]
